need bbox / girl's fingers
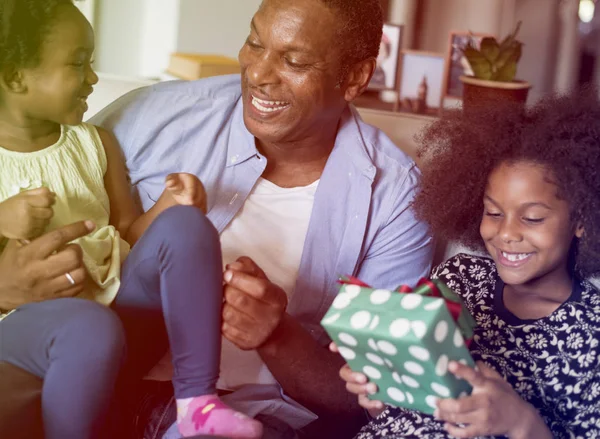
[339,364,368,384]
[346,381,377,396]
[358,394,385,411]
[329,341,338,353]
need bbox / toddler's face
[479,160,583,288]
[21,4,98,126]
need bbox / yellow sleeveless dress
[0,123,130,307]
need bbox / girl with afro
[339,90,600,439]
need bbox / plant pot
[460,75,531,111]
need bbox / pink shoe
[177,394,263,438]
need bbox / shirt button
[230,155,238,164]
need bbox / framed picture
[441,31,493,101]
[398,50,445,110]
[368,23,404,91]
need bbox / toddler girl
[0,1,262,438]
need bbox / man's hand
[435,361,551,439]
[164,173,207,213]
[0,188,55,240]
[0,220,95,311]
[222,256,288,350]
[330,342,386,418]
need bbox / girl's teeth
[502,251,530,262]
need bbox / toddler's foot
[176,394,263,438]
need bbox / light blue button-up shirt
[90,74,433,429]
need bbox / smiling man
[92,0,433,437]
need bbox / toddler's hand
[0,187,55,240]
[329,342,386,418]
[164,173,207,213]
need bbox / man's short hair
[319,0,384,81]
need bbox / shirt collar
[227,98,376,180]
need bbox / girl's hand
[329,342,386,418]
[435,361,552,439]
[0,188,55,240]
[164,173,207,213]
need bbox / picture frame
[367,23,404,91]
[398,50,445,111]
[441,31,493,102]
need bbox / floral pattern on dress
[354,254,600,439]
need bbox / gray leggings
[0,205,224,439]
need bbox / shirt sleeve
[355,166,433,289]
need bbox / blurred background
[75,0,600,107]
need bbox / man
[92,0,433,436]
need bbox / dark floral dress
[354,254,600,439]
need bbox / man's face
[238,0,347,146]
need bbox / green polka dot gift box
[321,277,476,415]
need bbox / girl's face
[21,4,97,126]
[480,161,583,289]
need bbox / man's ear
[0,66,28,94]
[342,57,377,102]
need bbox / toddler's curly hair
[413,90,600,278]
[0,0,75,72]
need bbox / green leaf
[479,37,500,62]
[463,46,493,80]
[493,62,517,82]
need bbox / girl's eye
[524,217,545,224]
[484,211,502,218]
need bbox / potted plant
[460,21,531,109]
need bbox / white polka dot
[435,355,449,376]
[389,318,410,338]
[392,371,402,384]
[384,358,394,368]
[425,395,438,409]
[338,332,358,346]
[322,312,341,325]
[366,352,384,365]
[387,387,405,402]
[344,285,362,298]
[459,358,468,365]
[405,361,425,375]
[377,340,398,356]
[454,328,464,347]
[369,315,380,330]
[368,338,379,352]
[434,320,449,343]
[401,294,423,310]
[431,382,451,397]
[411,321,427,339]
[406,392,414,404]
[337,347,356,360]
[363,365,382,380]
[370,289,391,305]
[350,311,371,329]
[424,299,444,311]
[402,375,419,388]
[408,345,430,361]
[332,293,351,309]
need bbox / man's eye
[285,59,307,69]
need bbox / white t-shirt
[217,177,319,390]
[145,177,319,387]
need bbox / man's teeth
[502,251,531,262]
[252,96,289,112]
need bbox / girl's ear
[0,66,27,94]
[575,222,584,239]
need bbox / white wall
[94,0,261,78]
[176,0,262,59]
